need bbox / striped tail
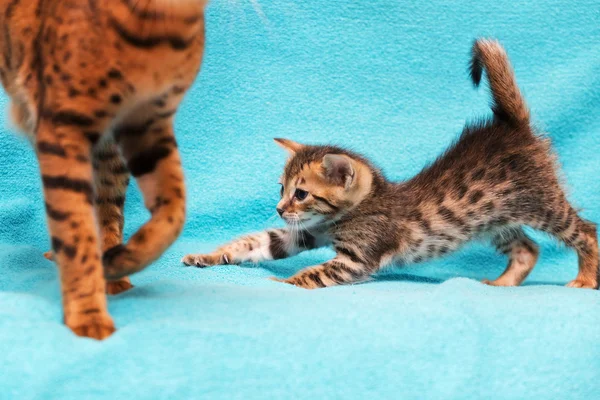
[469,39,530,125]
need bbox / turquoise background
[1,0,599,398]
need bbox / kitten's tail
[469,39,530,125]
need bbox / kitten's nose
[276,208,284,217]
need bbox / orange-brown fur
[1,0,208,339]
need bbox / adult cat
[0,0,208,339]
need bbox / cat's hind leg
[102,114,186,280]
[519,195,598,289]
[92,141,133,295]
[539,205,598,289]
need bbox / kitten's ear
[274,138,304,154]
[322,154,355,189]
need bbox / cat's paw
[106,278,134,295]
[182,252,232,268]
[71,322,115,340]
[68,314,115,340]
[481,278,517,287]
[566,278,598,289]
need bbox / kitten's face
[277,162,342,229]
[274,139,373,229]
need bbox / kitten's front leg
[182,228,319,267]
[275,248,375,289]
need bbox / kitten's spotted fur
[183,39,599,290]
[1,0,208,339]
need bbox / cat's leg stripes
[103,115,185,280]
[92,141,133,294]
[37,119,114,339]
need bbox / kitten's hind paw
[181,252,232,268]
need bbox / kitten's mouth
[283,216,310,224]
[283,216,325,230]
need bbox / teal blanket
[1,0,599,398]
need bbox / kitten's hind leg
[562,216,598,289]
[483,227,539,287]
[528,199,598,289]
[182,229,319,267]
[564,217,598,289]
[549,207,597,289]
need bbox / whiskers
[288,220,298,247]
[286,216,319,250]
[298,219,316,236]
[260,209,316,251]
[263,212,280,227]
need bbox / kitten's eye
[279,184,284,197]
[294,188,308,201]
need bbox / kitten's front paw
[182,252,232,268]
[269,276,319,290]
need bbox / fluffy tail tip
[469,40,484,87]
[469,38,503,87]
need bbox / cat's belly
[395,222,520,266]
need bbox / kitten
[183,39,599,290]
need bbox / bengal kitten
[0,0,208,339]
[183,39,599,290]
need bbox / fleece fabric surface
[1,0,599,399]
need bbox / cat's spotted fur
[183,39,599,290]
[1,0,208,339]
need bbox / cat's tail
[469,39,530,126]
